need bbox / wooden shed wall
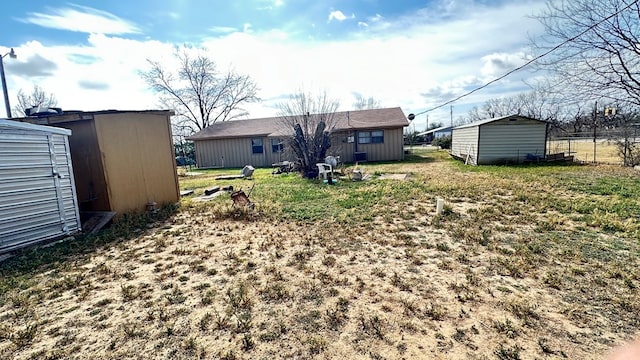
[477,119,547,164]
[94,113,179,213]
[62,120,110,212]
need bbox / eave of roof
[0,119,72,135]
[188,107,409,141]
[453,114,547,130]
[10,109,175,123]
[417,125,453,136]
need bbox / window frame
[358,130,384,144]
[251,138,264,154]
[371,130,384,144]
[271,138,284,153]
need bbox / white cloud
[210,26,237,34]
[328,10,347,22]
[257,0,285,10]
[20,5,140,35]
[357,21,368,27]
[1,0,548,131]
[370,14,383,22]
[480,52,528,77]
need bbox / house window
[358,130,384,144]
[271,139,284,153]
[251,138,263,154]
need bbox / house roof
[453,114,547,130]
[417,125,453,136]
[187,107,409,140]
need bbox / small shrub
[121,284,140,301]
[424,303,447,321]
[494,343,523,360]
[359,314,386,340]
[494,318,519,338]
[241,333,255,351]
[199,312,213,331]
[432,135,452,149]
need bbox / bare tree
[13,85,57,117]
[353,94,381,110]
[465,84,563,123]
[278,90,340,178]
[141,46,259,136]
[531,0,640,105]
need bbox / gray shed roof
[453,114,546,130]
[0,119,71,135]
[187,107,409,140]
[417,125,453,136]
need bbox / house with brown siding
[187,107,410,168]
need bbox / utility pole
[593,101,597,163]
[450,105,453,128]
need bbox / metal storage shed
[451,115,548,165]
[0,120,81,253]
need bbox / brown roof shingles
[187,107,409,140]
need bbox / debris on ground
[231,184,255,210]
[180,189,194,196]
[350,163,368,181]
[204,186,233,195]
[272,161,294,174]
[214,165,255,180]
[378,173,410,180]
[193,185,235,202]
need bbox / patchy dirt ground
[1,156,639,359]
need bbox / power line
[413,0,639,117]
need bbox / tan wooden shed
[17,110,179,215]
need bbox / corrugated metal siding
[329,131,355,162]
[355,128,404,162]
[478,121,547,164]
[451,127,479,165]
[0,126,81,253]
[195,137,270,168]
[195,128,406,168]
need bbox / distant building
[418,125,453,143]
[451,115,548,165]
[188,107,410,168]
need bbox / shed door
[0,130,80,252]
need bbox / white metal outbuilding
[451,115,548,165]
[0,120,81,253]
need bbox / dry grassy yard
[548,139,621,164]
[1,149,639,359]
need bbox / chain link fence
[548,127,640,165]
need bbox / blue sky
[0,0,547,129]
